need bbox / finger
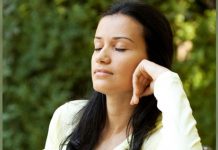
[141,59,170,81]
[130,66,141,105]
[131,78,140,105]
[141,81,154,96]
[141,87,153,96]
[140,66,152,80]
[139,78,148,95]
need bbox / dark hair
[61,1,174,150]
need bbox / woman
[44,1,202,150]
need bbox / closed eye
[115,48,127,52]
[94,48,127,51]
[94,48,102,51]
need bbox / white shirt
[44,71,202,150]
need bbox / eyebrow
[94,36,135,43]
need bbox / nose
[95,48,111,64]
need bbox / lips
[94,69,113,75]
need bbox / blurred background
[3,0,215,150]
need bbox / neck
[104,93,136,134]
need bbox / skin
[91,14,169,150]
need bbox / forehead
[95,14,144,39]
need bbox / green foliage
[173,9,216,148]
[3,0,215,149]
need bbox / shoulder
[53,99,89,125]
[56,99,89,114]
[44,100,89,149]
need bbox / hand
[130,59,170,105]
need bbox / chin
[93,84,110,94]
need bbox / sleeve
[153,71,203,150]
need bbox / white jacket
[44,71,202,150]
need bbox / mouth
[94,69,113,76]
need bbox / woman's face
[92,14,147,95]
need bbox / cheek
[91,54,95,71]
[117,54,144,83]
[119,56,140,74]
[116,61,137,85]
